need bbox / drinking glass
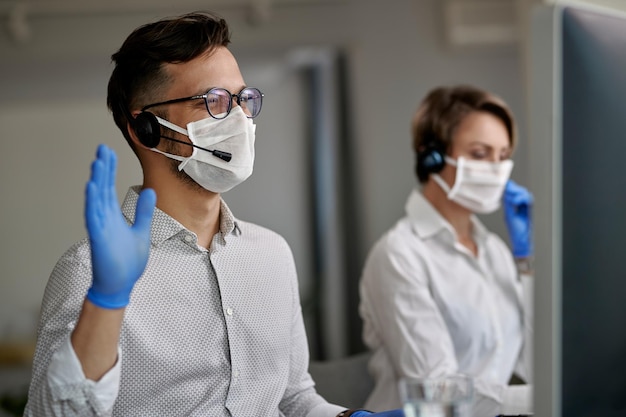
[398,375,473,417]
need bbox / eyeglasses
[141,87,264,119]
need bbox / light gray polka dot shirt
[25,186,344,417]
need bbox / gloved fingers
[85,149,107,233]
[86,145,127,237]
[507,201,529,217]
[504,179,533,206]
[505,178,521,191]
[516,203,529,217]
[94,144,108,193]
[101,145,121,213]
[505,191,533,206]
[133,188,156,235]
[85,180,102,234]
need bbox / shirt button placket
[226,307,239,386]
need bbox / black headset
[119,102,162,148]
[131,111,163,148]
[415,132,446,182]
[123,105,233,162]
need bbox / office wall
[0,0,527,351]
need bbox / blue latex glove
[85,144,156,309]
[503,179,533,258]
[352,410,404,417]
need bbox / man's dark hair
[106,11,231,151]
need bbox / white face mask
[432,156,513,214]
[151,106,256,193]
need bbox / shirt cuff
[305,401,346,417]
[47,335,121,409]
[501,384,532,416]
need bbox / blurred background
[0,0,623,413]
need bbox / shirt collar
[218,198,241,237]
[404,187,489,244]
[121,186,242,247]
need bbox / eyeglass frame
[140,86,264,119]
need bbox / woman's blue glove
[368,410,403,417]
[85,144,156,309]
[351,410,404,417]
[503,179,533,258]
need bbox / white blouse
[359,189,532,417]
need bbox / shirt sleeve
[45,336,121,414]
[514,273,534,384]
[24,241,122,417]
[280,299,344,417]
[361,237,458,378]
[360,237,532,417]
[502,384,533,415]
[277,245,345,417]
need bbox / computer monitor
[530,2,626,417]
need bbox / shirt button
[234,370,240,377]
[226,308,233,316]
[184,235,193,243]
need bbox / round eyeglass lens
[206,88,232,119]
[239,87,263,118]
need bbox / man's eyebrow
[190,87,212,96]
[193,85,248,96]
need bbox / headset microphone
[130,110,232,162]
[160,135,232,162]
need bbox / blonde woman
[359,85,533,417]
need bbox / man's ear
[126,118,143,148]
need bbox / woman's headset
[415,132,446,182]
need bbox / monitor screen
[530,3,626,417]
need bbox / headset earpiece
[133,112,162,148]
[415,134,446,182]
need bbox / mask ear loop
[431,156,462,199]
[446,156,465,199]
[431,174,452,196]
[154,116,196,170]
[156,116,188,136]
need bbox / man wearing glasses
[24,11,401,417]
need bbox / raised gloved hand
[503,179,533,258]
[85,144,156,309]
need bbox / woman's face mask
[432,155,513,214]
[150,106,256,193]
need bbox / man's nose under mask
[150,106,256,193]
